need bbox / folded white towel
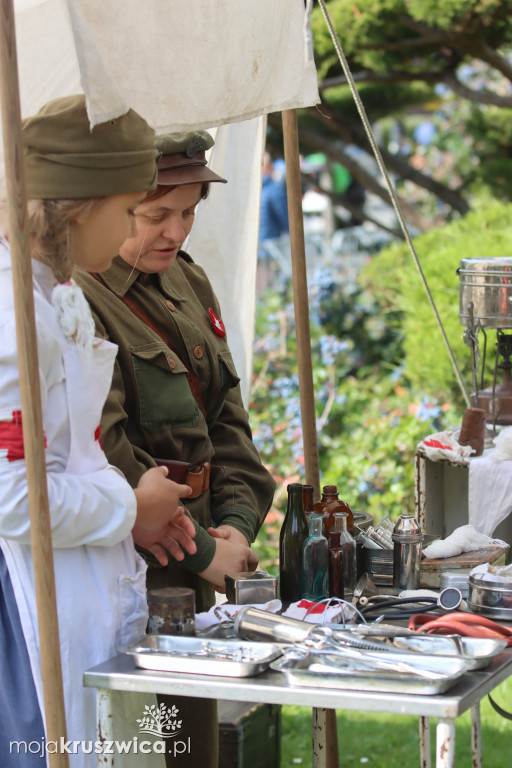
[423,524,508,560]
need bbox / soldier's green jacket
[76,253,275,608]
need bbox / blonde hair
[26,198,105,283]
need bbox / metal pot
[458,257,512,328]
[468,572,512,620]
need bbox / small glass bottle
[279,483,309,605]
[328,515,344,599]
[333,511,356,601]
[313,485,354,538]
[302,513,328,601]
[302,484,315,524]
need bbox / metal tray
[270,651,470,695]
[381,634,508,670]
[127,635,283,677]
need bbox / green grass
[280,676,512,767]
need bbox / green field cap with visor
[155,131,227,186]
[22,94,158,199]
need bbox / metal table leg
[312,708,339,768]
[313,707,328,768]
[419,715,431,768]
[436,718,455,768]
[97,689,115,768]
[471,704,482,768]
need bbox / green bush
[360,199,512,405]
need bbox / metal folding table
[84,647,512,768]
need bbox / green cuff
[180,522,217,573]
[213,505,258,545]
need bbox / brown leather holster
[155,458,211,499]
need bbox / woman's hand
[199,533,259,592]
[134,465,192,531]
[132,506,197,566]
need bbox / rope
[316,0,470,407]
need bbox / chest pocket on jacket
[207,351,241,427]
[132,345,199,432]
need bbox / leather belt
[155,458,211,499]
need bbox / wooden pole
[0,1,69,765]
[282,108,321,498]
[282,108,339,768]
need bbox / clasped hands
[131,467,258,591]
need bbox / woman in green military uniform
[76,131,276,768]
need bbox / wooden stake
[282,108,339,768]
[0,1,69,765]
[282,108,321,498]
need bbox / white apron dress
[0,240,165,767]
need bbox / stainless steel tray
[271,651,471,695]
[344,632,508,670]
[127,635,283,677]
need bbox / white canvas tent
[0,1,334,765]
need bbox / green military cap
[23,94,158,199]
[154,130,227,187]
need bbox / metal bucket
[458,257,512,328]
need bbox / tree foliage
[267,0,512,229]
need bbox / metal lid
[392,513,423,541]
[468,572,512,591]
[146,587,195,604]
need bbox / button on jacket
[77,253,275,609]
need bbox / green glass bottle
[302,513,329,601]
[279,483,308,604]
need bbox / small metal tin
[439,569,471,599]
[224,570,277,605]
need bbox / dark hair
[144,181,210,204]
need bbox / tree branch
[305,104,470,216]
[268,113,431,231]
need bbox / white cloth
[491,426,512,462]
[422,524,509,560]
[419,430,473,465]
[470,562,512,582]
[283,599,358,624]
[0,241,161,767]
[9,0,319,129]
[469,449,512,537]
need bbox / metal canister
[458,257,512,328]
[392,514,423,591]
[233,606,313,644]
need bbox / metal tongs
[285,626,447,680]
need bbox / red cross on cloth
[0,410,47,462]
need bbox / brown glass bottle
[302,484,315,524]
[313,484,354,537]
[279,483,309,605]
[328,525,344,600]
